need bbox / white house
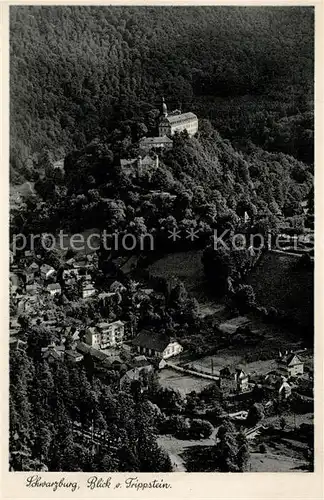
[85,320,125,349]
[46,283,62,296]
[82,283,96,299]
[40,264,55,280]
[277,352,304,378]
[234,368,249,393]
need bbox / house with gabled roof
[120,366,150,391]
[46,283,62,296]
[263,372,292,400]
[41,344,65,363]
[40,264,55,280]
[132,330,183,359]
[277,352,304,378]
[26,283,40,295]
[82,282,96,299]
[65,349,84,363]
[234,368,249,393]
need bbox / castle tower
[161,97,168,118]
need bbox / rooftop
[40,264,55,272]
[132,330,174,353]
[279,353,303,366]
[83,283,95,290]
[47,283,61,290]
[163,112,198,124]
[140,136,173,145]
[65,349,83,359]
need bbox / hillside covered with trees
[10,6,314,183]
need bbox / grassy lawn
[157,368,214,395]
[250,452,306,472]
[148,250,219,304]
[54,227,100,255]
[189,353,278,377]
[250,416,313,472]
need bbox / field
[148,251,226,316]
[249,452,306,472]
[247,252,313,329]
[54,228,100,255]
[148,251,206,294]
[158,368,213,395]
[250,413,313,472]
[189,353,278,378]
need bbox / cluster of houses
[10,248,100,303]
[216,350,305,401]
[10,248,185,388]
[10,244,307,406]
[22,321,184,392]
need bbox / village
[9,236,314,472]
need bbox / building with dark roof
[139,135,173,153]
[41,344,65,363]
[65,349,84,363]
[132,330,183,359]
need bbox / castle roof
[162,112,197,124]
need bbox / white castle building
[158,97,198,137]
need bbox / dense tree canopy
[10,6,314,182]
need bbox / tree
[189,419,213,439]
[246,403,264,427]
[280,416,287,430]
[216,420,239,472]
[231,284,256,314]
[236,431,250,471]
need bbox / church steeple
[161,96,168,117]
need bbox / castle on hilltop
[137,98,198,154]
[158,97,198,137]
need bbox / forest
[10,121,313,256]
[10,6,314,183]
